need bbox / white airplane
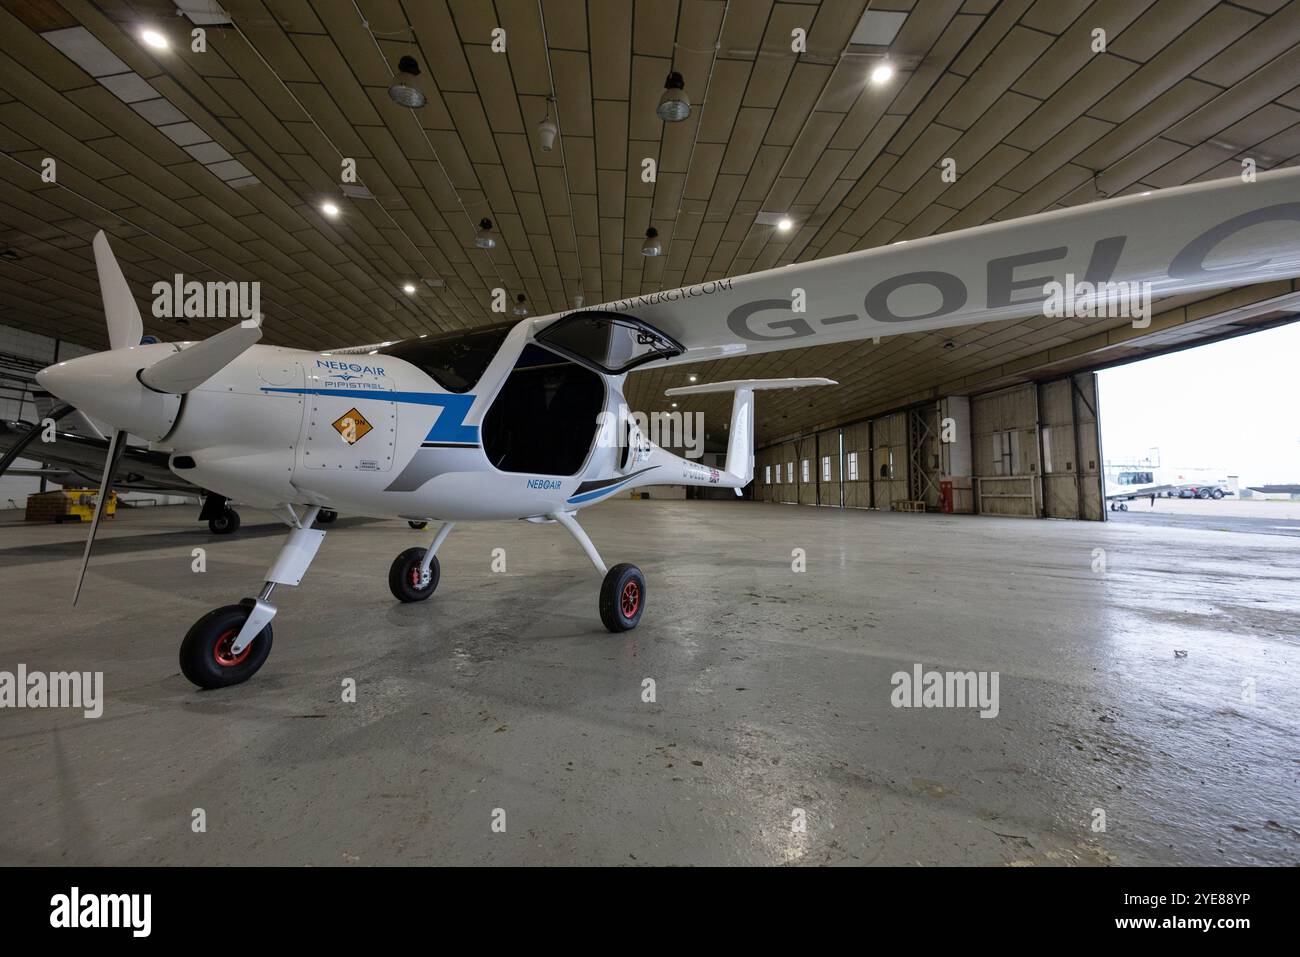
[35,167,1300,689]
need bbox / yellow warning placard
[332,408,372,444]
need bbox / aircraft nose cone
[33,349,181,440]
[35,362,70,400]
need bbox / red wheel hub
[212,628,251,667]
[620,579,640,618]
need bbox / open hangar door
[1095,320,1300,535]
[970,374,1106,521]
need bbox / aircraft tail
[664,378,835,489]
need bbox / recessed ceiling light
[402,283,416,294]
[688,374,697,383]
[870,62,894,85]
[671,402,678,408]
[141,29,168,50]
[777,217,793,232]
[475,218,496,249]
[321,201,340,217]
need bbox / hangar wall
[753,373,1105,521]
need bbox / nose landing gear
[179,603,274,689]
[179,504,325,689]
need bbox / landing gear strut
[389,521,454,603]
[180,504,324,689]
[551,510,646,632]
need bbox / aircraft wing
[562,167,1300,366]
[1105,484,1179,500]
[0,419,198,497]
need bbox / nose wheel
[600,563,646,632]
[179,603,274,689]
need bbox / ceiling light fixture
[641,227,662,257]
[388,55,427,109]
[688,374,697,383]
[538,96,558,152]
[657,72,690,122]
[777,217,793,232]
[402,283,416,294]
[141,29,169,50]
[321,201,340,218]
[870,61,894,85]
[512,293,529,317]
[475,218,496,249]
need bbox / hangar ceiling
[1,0,1298,443]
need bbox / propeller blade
[92,231,144,351]
[72,428,127,606]
[139,319,262,394]
[0,404,72,478]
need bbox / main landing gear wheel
[208,508,240,535]
[317,508,338,524]
[389,547,439,602]
[179,604,273,689]
[408,520,428,530]
[600,563,646,632]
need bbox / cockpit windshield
[379,321,514,393]
[535,311,684,374]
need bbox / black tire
[408,520,428,530]
[600,563,646,632]
[389,547,439,602]
[179,604,273,689]
[1119,502,1128,511]
[208,508,240,535]
[317,508,338,524]
[1197,488,1212,499]
[1211,489,1224,499]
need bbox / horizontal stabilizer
[664,377,836,396]
[139,319,262,394]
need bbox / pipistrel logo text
[50,887,151,938]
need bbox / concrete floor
[1,500,1297,866]
[1108,496,1300,537]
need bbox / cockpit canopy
[535,311,684,374]
[378,321,514,393]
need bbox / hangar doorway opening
[1096,321,1300,535]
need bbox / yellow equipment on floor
[24,488,117,523]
